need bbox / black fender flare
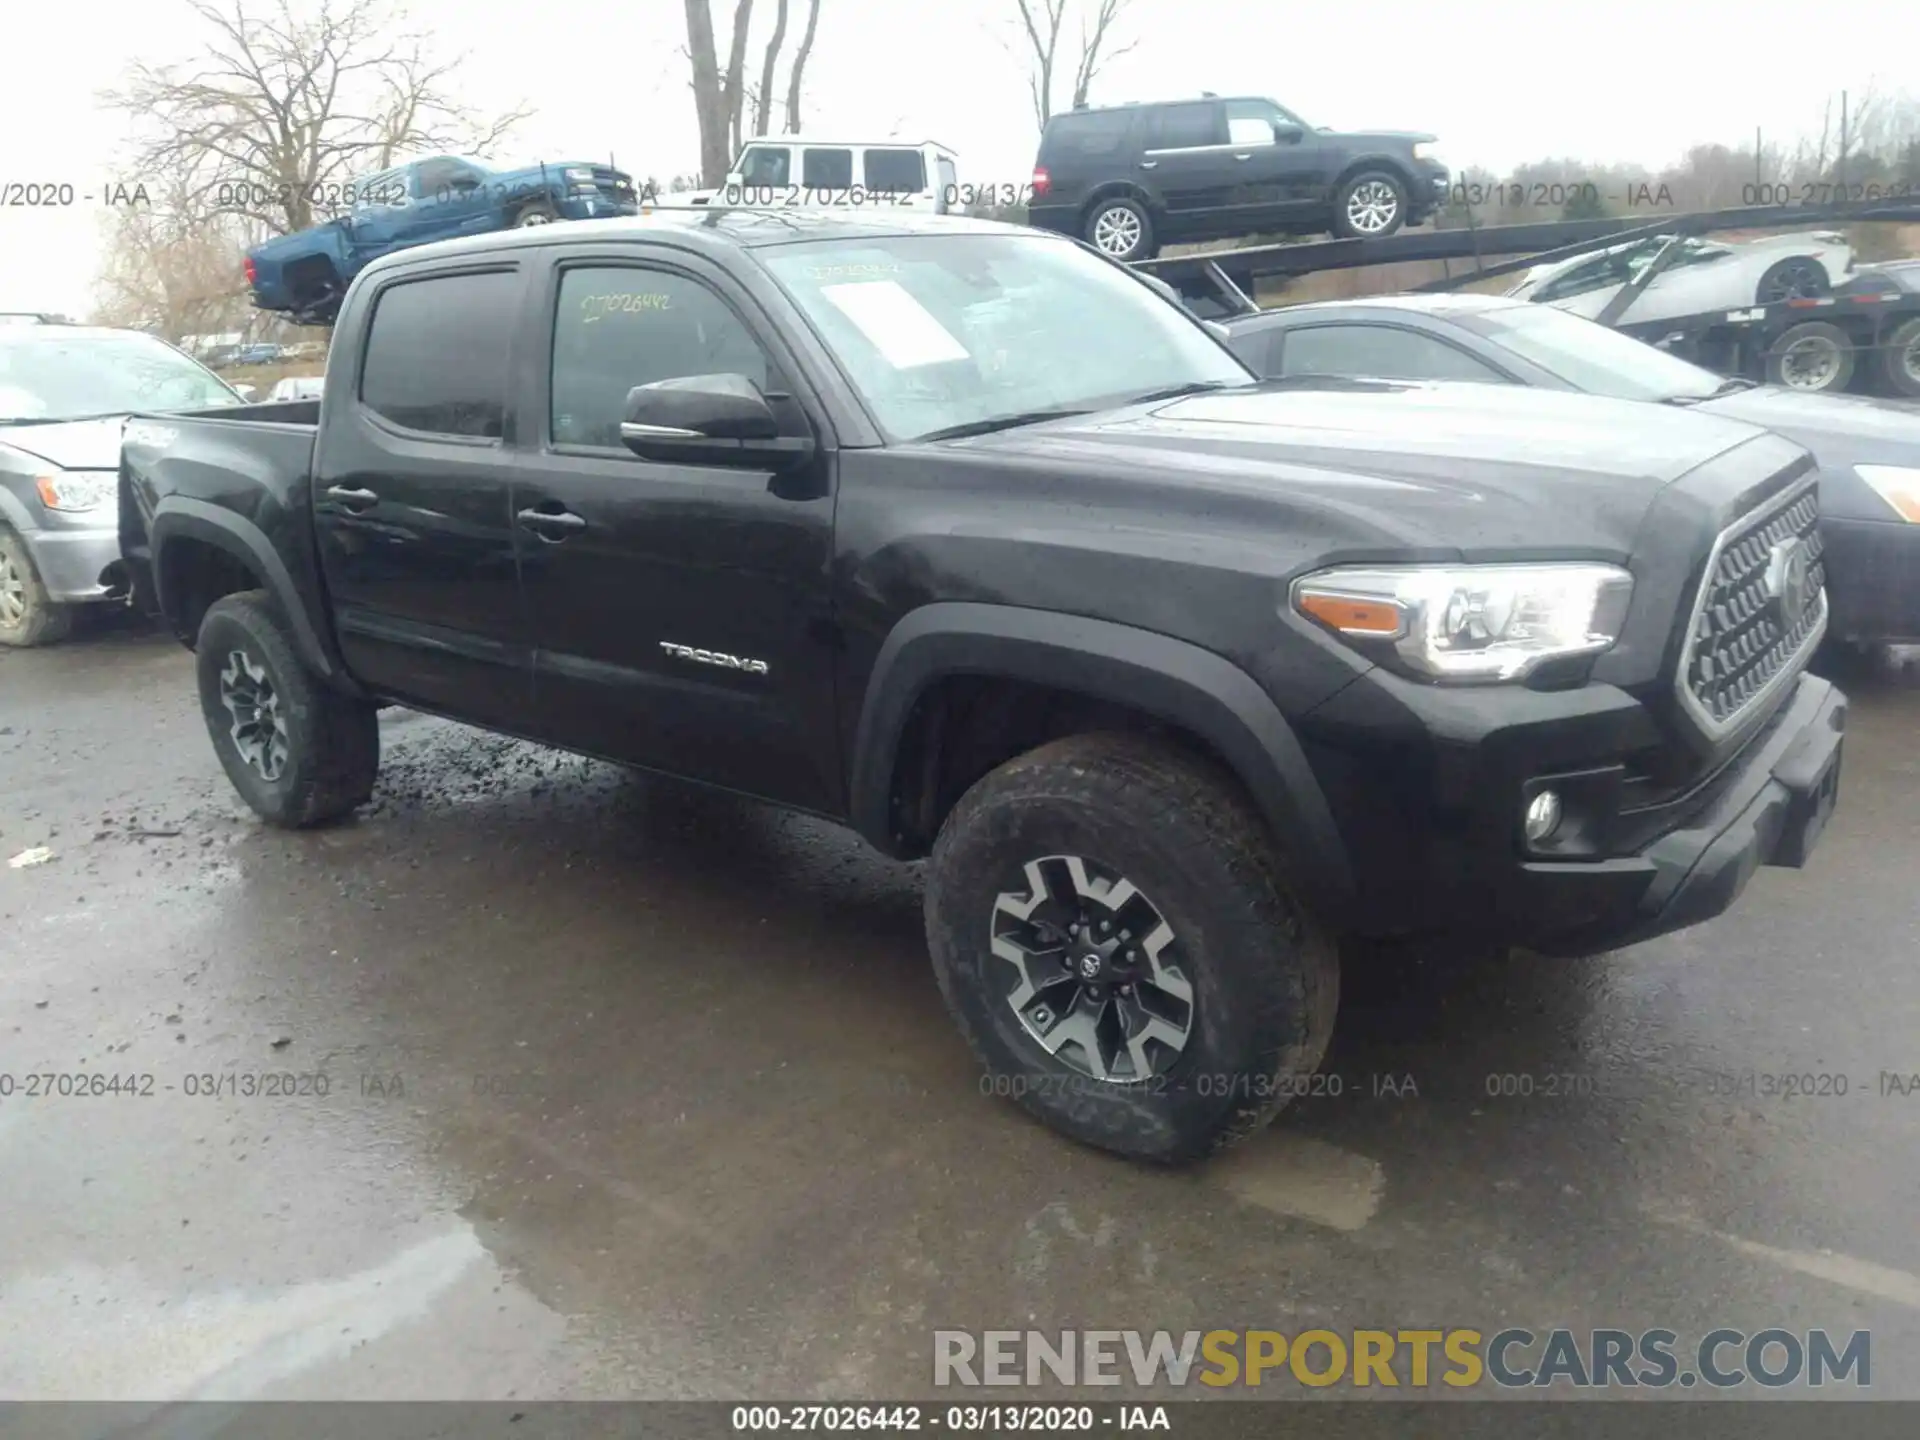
[149,497,341,683]
[849,603,1356,924]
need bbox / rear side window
[359,271,518,437]
[864,148,927,194]
[1040,110,1134,160]
[1146,102,1224,151]
[1279,324,1508,384]
[802,148,854,188]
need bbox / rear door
[311,263,535,725]
[511,248,842,812]
[1138,102,1242,237]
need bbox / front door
[513,253,842,813]
[311,264,535,726]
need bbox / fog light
[1525,789,1563,843]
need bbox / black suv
[1028,96,1449,261]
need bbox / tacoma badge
[659,641,769,675]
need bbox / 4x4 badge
[659,641,769,676]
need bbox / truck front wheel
[195,591,379,827]
[924,732,1338,1163]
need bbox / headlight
[1855,464,1920,523]
[1412,141,1437,162]
[1291,562,1633,682]
[35,472,117,513]
[563,166,595,182]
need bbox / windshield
[1460,304,1723,403]
[0,332,241,423]
[758,233,1252,443]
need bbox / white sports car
[1506,231,1854,325]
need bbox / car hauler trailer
[1137,199,1920,398]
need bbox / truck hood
[0,417,128,472]
[945,379,1781,555]
[1319,129,1436,146]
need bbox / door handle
[1138,159,1158,169]
[516,506,587,540]
[1232,152,1253,161]
[326,485,378,509]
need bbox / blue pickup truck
[244,154,641,324]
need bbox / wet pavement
[3,621,1919,1402]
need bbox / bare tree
[784,0,823,132]
[104,0,528,238]
[92,175,261,344]
[1008,0,1134,131]
[685,0,826,182]
[753,0,789,139]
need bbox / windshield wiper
[0,412,126,426]
[914,407,1094,443]
[1122,379,1241,405]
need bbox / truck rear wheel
[1765,320,1855,393]
[1880,316,1920,399]
[195,590,379,828]
[924,732,1338,1164]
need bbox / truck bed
[118,401,328,644]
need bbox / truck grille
[1676,478,1825,737]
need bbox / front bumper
[1411,160,1449,218]
[1821,515,1920,644]
[1301,668,1846,955]
[22,522,121,603]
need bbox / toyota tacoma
[120,212,1847,1162]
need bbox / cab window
[737,146,791,186]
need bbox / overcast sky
[2,0,1916,319]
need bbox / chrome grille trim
[1674,475,1825,741]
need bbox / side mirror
[1273,123,1304,143]
[620,374,812,467]
[234,383,259,402]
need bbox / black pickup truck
[119,211,1846,1162]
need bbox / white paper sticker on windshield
[819,281,969,369]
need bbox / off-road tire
[925,732,1339,1163]
[0,528,74,648]
[513,202,559,227]
[195,590,379,827]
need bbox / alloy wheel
[990,854,1195,1083]
[0,549,25,627]
[1758,259,1825,304]
[1344,181,1399,235]
[219,648,290,781]
[1092,206,1143,257]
